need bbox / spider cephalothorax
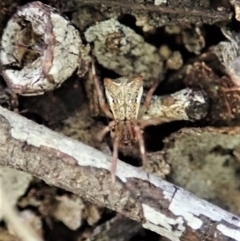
[91,61,165,183]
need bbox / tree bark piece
[0,1,89,96]
[0,106,239,241]
[163,127,240,215]
[71,0,232,29]
[87,214,141,241]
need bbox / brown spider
[91,61,171,183]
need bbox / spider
[91,61,172,183]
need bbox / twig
[0,106,239,241]
[0,1,89,96]
[75,0,231,26]
[142,88,208,121]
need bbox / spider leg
[222,87,240,92]
[91,59,113,118]
[133,122,146,166]
[96,120,115,141]
[139,117,175,129]
[111,136,120,184]
[139,80,160,118]
[96,125,110,142]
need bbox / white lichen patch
[135,16,155,32]
[154,0,167,5]
[0,1,87,96]
[84,204,101,226]
[84,19,163,86]
[166,51,183,70]
[54,195,84,230]
[17,210,43,238]
[142,204,184,241]
[217,224,240,240]
[182,27,205,55]
[0,167,32,220]
[169,189,240,237]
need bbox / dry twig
[0,106,239,241]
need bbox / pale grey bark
[0,106,239,241]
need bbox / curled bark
[0,1,89,96]
[0,106,239,241]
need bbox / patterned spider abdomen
[104,76,143,120]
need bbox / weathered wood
[72,0,232,28]
[0,106,239,241]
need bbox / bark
[87,215,142,241]
[0,0,232,35]
[0,106,239,241]
[71,0,232,28]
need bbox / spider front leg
[96,121,119,184]
[132,121,146,166]
[139,117,176,129]
[91,59,113,118]
[96,120,116,141]
[111,136,120,184]
[139,80,160,118]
